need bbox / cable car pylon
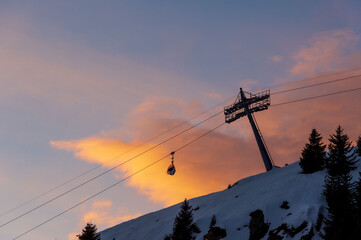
[224,88,274,171]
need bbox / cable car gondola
[167,151,176,175]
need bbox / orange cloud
[82,210,140,227]
[52,69,361,206]
[68,232,78,240]
[92,200,112,208]
[51,124,264,206]
[69,199,141,240]
[50,137,143,168]
[46,26,361,211]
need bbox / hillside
[99,158,361,240]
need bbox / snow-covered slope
[100,160,361,240]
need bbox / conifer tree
[299,129,326,174]
[323,126,358,240]
[354,172,361,238]
[77,223,101,240]
[164,199,200,240]
[323,173,355,239]
[357,135,361,157]
[325,125,358,175]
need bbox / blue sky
[1,1,361,239]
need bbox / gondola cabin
[167,163,176,175]
[167,151,176,175]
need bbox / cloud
[49,26,361,212]
[0,16,217,131]
[239,79,259,91]
[68,232,78,240]
[271,56,283,63]
[68,199,142,240]
[92,200,112,208]
[265,70,361,153]
[51,97,266,206]
[290,29,360,76]
[82,210,140,227]
[52,124,264,206]
[207,92,222,99]
[83,202,141,228]
[52,71,361,206]
[266,29,361,166]
[50,137,140,167]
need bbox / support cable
[3,70,358,219]
[8,81,361,239]
[0,111,224,229]
[272,74,361,95]
[263,68,361,90]
[11,122,226,240]
[0,95,235,219]
[4,73,361,231]
[272,86,361,107]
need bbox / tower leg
[246,112,273,171]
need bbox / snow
[100,158,361,240]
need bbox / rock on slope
[100,159,361,240]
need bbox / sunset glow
[1,1,361,240]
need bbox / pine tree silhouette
[323,173,355,239]
[325,125,358,176]
[77,223,101,240]
[357,135,361,157]
[323,126,358,240]
[354,172,361,238]
[299,129,326,174]
[164,199,200,240]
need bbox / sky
[1,1,361,239]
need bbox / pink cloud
[0,17,218,123]
[207,92,222,99]
[271,56,283,63]
[239,79,259,91]
[290,29,360,76]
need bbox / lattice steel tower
[224,88,273,171]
